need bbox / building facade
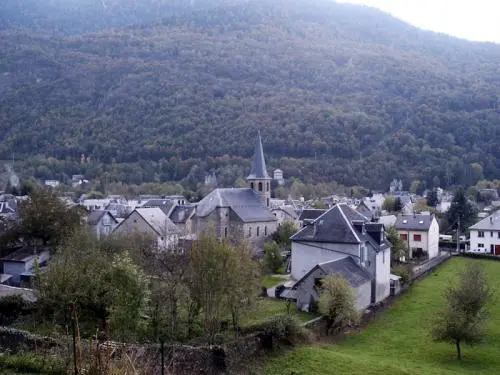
[469,213,500,255]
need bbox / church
[193,131,278,252]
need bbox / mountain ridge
[0,0,499,191]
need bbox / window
[478,243,484,248]
[492,231,494,237]
[248,227,252,238]
[413,234,422,242]
[498,232,500,239]
[250,182,254,189]
[267,182,270,191]
[478,231,485,238]
[224,227,228,238]
[491,244,494,253]
[257,227,260,237]
[265,226,267,236]
[400,233,408,241]
[258,182,263,192]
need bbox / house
[293,257,373,311]
[290,203,391,311]
[113,207,180,250]
[192,131,277,253]
[0,247,51,287]
[298,209,326,227]
[80,198,110,212]
[140,199,177,216]
[469,213,500,255]
[169,205,196,235]
[355,201,375,221]
[44,180,60,188]
[394,214,439,259]
[0,200,16,219]
[87,210,119,239]
[271,205,299,228]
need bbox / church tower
[247,130,272,207]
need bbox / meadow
[264,257,500,375]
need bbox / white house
[289,203,391,311]
[394,214,439,259]
[113,207,180,250]
[469,213,500,255]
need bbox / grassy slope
[242,298,315,329]
[265,258,500,375]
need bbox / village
[0,132,499,374]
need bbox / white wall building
[469,213,500,255]
[394,214,440,259]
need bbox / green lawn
[264,258,500,375]
[261,275,286,288]
[241,298,315,328]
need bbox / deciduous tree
[431,262,493,360]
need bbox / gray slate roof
[469,213,500,231]
[298,209,326,221]
[246,130,271,180]
[294,256,372,289]
[394,214,434,231]
[292,204,362,244]
[141,199,176,215]
[135,208,179,235]
[292,204,389,252]
[87,210,107,225]
[195,188,276,223]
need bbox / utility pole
[456,216,460,254]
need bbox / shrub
[0,353,65,374]
[260,314,310,349]
[0,295,35,326]
[392,264,412,284]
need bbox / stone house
[87,210,119,239]
[113,207,180,251]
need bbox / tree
[273,221,298,250]
[446,187,478,231]
[386,226,408,263]
[10,188,84,247]
[318,275,359,335]
[263,241,283,273]
[188,233,260,344]
[431,262,493,360]
[37,230,149,341]
[394,197,403,212]
[382,196,396,212]
[426,188,439,207]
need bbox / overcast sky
[336,0,500,43]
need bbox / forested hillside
[1,0,499,191]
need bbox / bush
[392,264,412,284]
[0,353,65,374]
[0,296,35,326]
[259,314,310,349]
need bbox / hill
[1,0,499,191]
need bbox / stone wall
[0,327,62,354]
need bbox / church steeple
[247,130,271,207]
[247,130,271,180]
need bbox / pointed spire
[247,130,271,180]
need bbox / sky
[336,0,500,43]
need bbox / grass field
[261,275,285,289]
[241,298,315,328]
[264,258,500,375]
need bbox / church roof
[195,188,276,223]
[247,130,271,180]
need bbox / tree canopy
[0,0,499,190]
